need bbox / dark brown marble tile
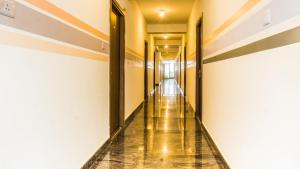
[92,79,227,169]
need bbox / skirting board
[196,117,231,169]
[81,138,111,169]
[81,101,145,169]
[125,102,144,127]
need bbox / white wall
[0,45,109,169]
[0,0,110,168]
[186,0,300,168]
[203,42,300,169]
[202,0,247,37]
[0,0,148,168]
[47,0,110,35]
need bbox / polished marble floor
[92,79,227,169]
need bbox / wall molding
[0,27,108,61]
[125,102,144,126]
[24,0,109,41]
[125,48,144,67]
[203,26,300,64]
[204,0,261,46]
[126,47,144,59]
[0,1,109,54]
[81,139,111,169]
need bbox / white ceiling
[135,0,195,24]
[153,34,183,61]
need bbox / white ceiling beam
[147,24,187,33]
[155,40,182,46]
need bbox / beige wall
[187,0,300,168]
[180,35,186,94]
[47,0,110,35]
[175,50,180,86]
[148,34,155,95]
[0,0,148,168]
[155,51,162,85]
[186,0,203,109]
[202,0,248,37]
[117,0,148,118]
[203,42,300,169]
[118,0,147,55]
[0,0,110,169]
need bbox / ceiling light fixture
[159,10,165,17]
[164,45,168,49]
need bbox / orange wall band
[25,0,109,41]
[0,29,108,62]
[204,0,261,46]
[126,48,144,59]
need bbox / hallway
[0,0,299,168]
[93,79,227,169]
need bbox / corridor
[0,0,299,168]
[92,79,227,169]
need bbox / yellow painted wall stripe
[25,0,109,41]
[126,48,144,59]
[204,0,261,46]
[203,26,300,64]
[0,29,108,62]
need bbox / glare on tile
[162,145,168,154]
[138,147,144,151]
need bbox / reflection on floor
[93,79,227,169]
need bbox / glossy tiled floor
[92,79,227,169]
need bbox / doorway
[110,0,125,137]
[195,17,203,121]
[144,41,148,100]
[163,62,176,79]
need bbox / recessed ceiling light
[159,10,165,17]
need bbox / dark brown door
[110,2,125,136]
[144,41,148,100]
[196,18,203,121]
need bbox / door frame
[144,41,149,100]
[179,53,182,88]
[195,16,203,121]
[153,51,156,89]
[109,0,125,137]
[184,45,187,97]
